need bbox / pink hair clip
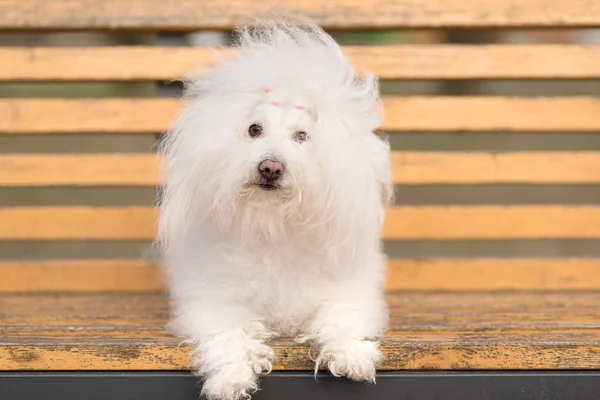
[264,88,272,94]
[295,105,305,110]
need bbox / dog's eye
[294,131,309,143]
[248,124,263,138]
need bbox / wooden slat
[2,292,600,370]
[391,152,600,184]
[0,293,169,310]
[0,260,164,293]
[2,259,600,293]
[4,331,599,370]
[5,292,600,314]
[4,311,600,331]
[381,97,600,132]
[4,152,600,186]
[0,0,598,30]
[2,97,599,134]
[0,154,157,186]
[389,314,600,331]
[2,45,600,81]
[385,292,600,311]
[1,315,168,328]
[2,206,600,240]
[0,207,156,240]
[0,99,181,134]
[387,259,600,290]
[384,206,600,239]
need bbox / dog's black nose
[258,159,284,181]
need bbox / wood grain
[385,292,600,312]
[2,97,599,134]
[4,336,600,371]
[4,152,600,186]
[0,0,598,30]
[2,206,600,240]
[0,293,169,310]
[4,292,600,313]
[2,45,600,81]
[4,311,600,331]
[2,259,600,293]
[2,292,600,370]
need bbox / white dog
[157,16,393,400]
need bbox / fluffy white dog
[157,16,393,400]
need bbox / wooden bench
[1,0,600,398]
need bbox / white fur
[157,16,393,400]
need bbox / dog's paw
[199,341,274,400]
[317,340,382,382]
[201,361,258,400]
[248,341,275,375]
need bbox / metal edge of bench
[1,371,600,400]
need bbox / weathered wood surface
[2,98,600,134]
[5,292,600,311]
[2,45,600,81]
[2,259,600,293]
[2,206,600,240]
[2,292,600,370]
[1,0,599,30]
[3,152,600,186]
[3,311,600,331]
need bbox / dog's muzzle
[256,159,284,191]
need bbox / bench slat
[2,45,600,81]
[4,331,599,370]
[3,152,600,186]
[2,206,600,240]
[0,207,156,240]
[0,260,163,293]
[1,293,599,370]
[2,97,600,134]
[1,0,599,30]
[387,259,600,291]
[0,154,157,186]
[385,207,600,239]
[2,259,600,293]
[4,292,600,312]
[4,312,600,331]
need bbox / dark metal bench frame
[2,371,600,400]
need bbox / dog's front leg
[171,301,276,400]
[301,288,388,382]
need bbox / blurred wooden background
[2,28,599,261]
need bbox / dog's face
[166,88,338,243]
[236,93,318,196]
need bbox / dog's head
[158,17,391,248]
